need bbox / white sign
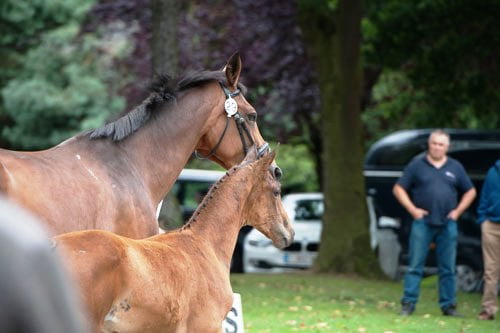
[222,293,244,333]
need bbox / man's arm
[392,183,429,220]
[447,187,477,220]
[477,168,494,223]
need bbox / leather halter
[195,82,270,160]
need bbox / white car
[243,193,323,273]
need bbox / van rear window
[449,148,500,173]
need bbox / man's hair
[429,129,450,141]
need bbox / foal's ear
[223,51,242,90]
[242,145,258,164]
[260,149,276,168]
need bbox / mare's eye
[273,190,281,197]
[247,113,257,122]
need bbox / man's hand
[447,209,460,221]
[411,207,429,220]
[447,188,477,221]
[393,184,429,221]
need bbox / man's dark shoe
[400,302,415,316]
[442,305,463,317]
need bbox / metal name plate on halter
[225,97,238,117]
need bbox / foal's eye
[246,113,258,122]
[273,190,280,197]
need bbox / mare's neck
[126,84,223,204]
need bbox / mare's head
[237,147,294,249]
[88,52,270,171]
[194,52,270,169]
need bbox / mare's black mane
[87,70,246,142]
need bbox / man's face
[428,133,449,161]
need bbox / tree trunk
[298,0,382,277]
[151,0,181,77]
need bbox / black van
[364,129,500,292]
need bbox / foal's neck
[184,171,253,269]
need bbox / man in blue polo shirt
[393,129,476,317]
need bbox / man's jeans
[401,218,458,309]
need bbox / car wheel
[456,264,481,293]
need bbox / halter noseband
[195,82,270,160]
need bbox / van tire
[456,264,481,293]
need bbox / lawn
[230,272,498,333]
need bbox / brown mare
[55,147,293,333]
[0,53,271,238]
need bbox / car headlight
[248,239,273,247]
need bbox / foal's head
[195,52,269,169]
[239,148,294,249]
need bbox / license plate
[283,252,316,266]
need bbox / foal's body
[0,53,268,239]
[59,226,234,332]
[56,149,293,332]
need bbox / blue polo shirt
[397,156,474,226]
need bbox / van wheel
[376,229,401,280]
[456,265,481,293]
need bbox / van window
[449,148,500,174]
[365,138,428,168]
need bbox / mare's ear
[241,145,258,165]
[223,51,242,90]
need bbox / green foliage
[186,142,319,193]
[364,0,500,138]
[362,70,433,147]
[273,143,319,193]
[0,0,91,47]
[297,0,337,13]
[0,0,92,86]
[185,155,226,171]
[1,1,133,149]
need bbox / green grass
[230,272,498,333]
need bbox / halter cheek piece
[195,82,270,159]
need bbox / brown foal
[55,147,294,333]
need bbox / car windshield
[294,199,323,221]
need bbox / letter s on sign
[224,307,238,333]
